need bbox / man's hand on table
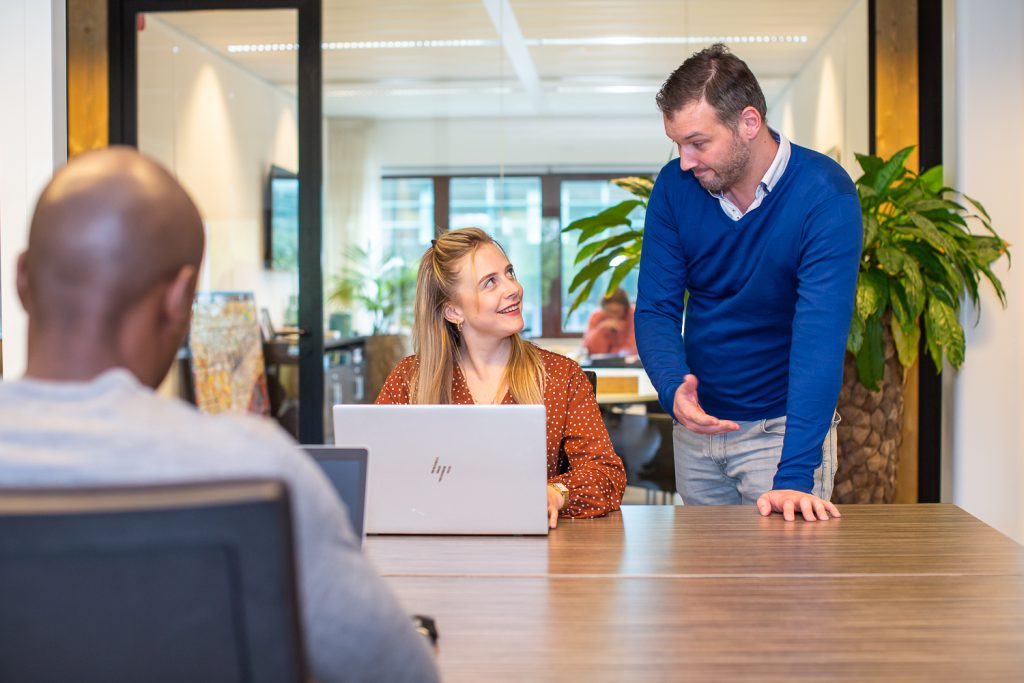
[756,489,841,521]
[673,375,740,434]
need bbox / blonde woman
[375,228,626,528]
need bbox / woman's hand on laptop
[547,483,568,529]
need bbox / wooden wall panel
[68,0,108,158]
[874,0,919,503]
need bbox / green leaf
[847,312,865,354]
[573,230,642,265]
[875,247,905,275]
[890,316,920,368]
[856,269,889,320]
[977,262,1008,308]
[924,297,965,369]
[568,254,615,294]
[905,198,953,213]
[562,199,642,238]
[566,277,601,320]
[918,165,944,194]
[604,256,641,297]
[906,211,955,254]
[872,146,915,195]
[855,314,885,391]
[863,212,879,248]
[962,192,992,222]
[971,235,1007,266]
[889,279,913,331]
[928,282,957,308]
[902,260,926,319]
[611,176,654,200]
[855,152,884,177]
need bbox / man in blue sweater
[635,44,861,522]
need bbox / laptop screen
[301,446,368,542]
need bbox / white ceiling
[153,0,859,119]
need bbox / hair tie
[430,238,437,247]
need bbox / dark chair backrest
[0,480,307,683]
[584,370,599,394]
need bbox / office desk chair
[0,480,307,683]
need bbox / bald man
[0,147,439,683]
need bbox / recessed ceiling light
[227,35,808,53]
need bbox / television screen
[264,165,298,270]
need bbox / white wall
[373,116,669,174]
[0,0,66,378]
[767,0,869,180]
[948,0,1024,542]
[138,17,299,328]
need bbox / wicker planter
[832,327,905,504]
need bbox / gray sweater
[0,368,439,683]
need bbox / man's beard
[695,133,750,194]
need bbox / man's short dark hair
[655,43,767,127]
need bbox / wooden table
[366,505,1024,682]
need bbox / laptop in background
[302,446,368,543]
[333,404,548,536]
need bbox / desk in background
[263,334,410,442]
[367,505,1024,682]
[581,365,671,500]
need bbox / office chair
[0,480,307,683]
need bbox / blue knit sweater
[635,143,862,493]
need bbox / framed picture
[189,292,271,417]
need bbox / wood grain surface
[367,504,1024,578]
[389,573,1024,683]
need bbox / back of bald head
[24,146,204,335]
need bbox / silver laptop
[332,404,548,535]
[302,446,368,544]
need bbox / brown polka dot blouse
[375,346,626,519]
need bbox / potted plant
[564,148,1009,503]
[562,176,652,318]
[834,146,1008,502]
[327,245,417,336]
[327,245,417,402]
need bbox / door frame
[108,0,325,443]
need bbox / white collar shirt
[710,128,791,221]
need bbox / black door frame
[108,0,325,443]
[916,0,943,502]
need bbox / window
[449,177,543,336]
[380,177,435,267]
[380,172,650,338]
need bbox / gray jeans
[672,414,839,505]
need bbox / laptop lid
[332,404,548,536]
[301,446,368,544]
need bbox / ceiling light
[533,35,808,47]
[227,34,808,53]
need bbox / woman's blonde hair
[410,227,545,405]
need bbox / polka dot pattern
[375,346,627,519]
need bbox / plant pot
[832,325,905,504]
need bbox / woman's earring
[457,320,463,333]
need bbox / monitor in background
[263,165,298,271]
[333,404,548,536]
[302,446,368,543]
